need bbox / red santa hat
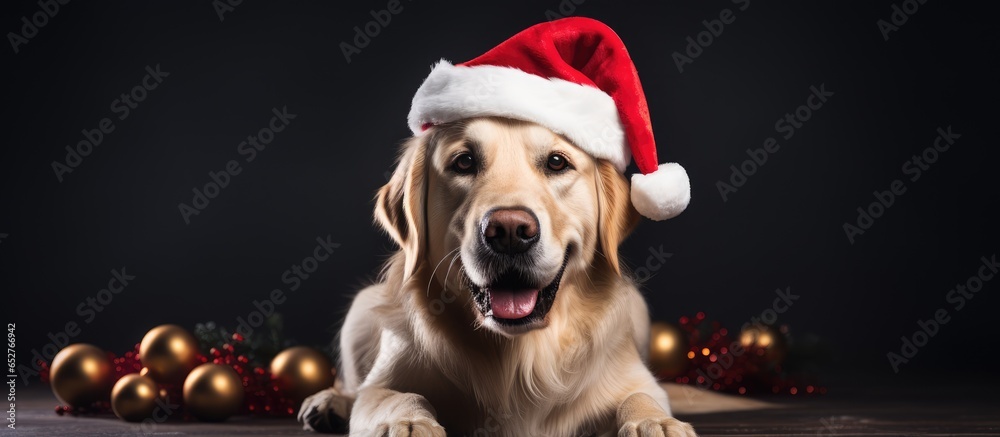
[407,17,690,221]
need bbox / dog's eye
[546,153,570,172]
[451,152,476,174]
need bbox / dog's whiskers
[443,251,462,292]
[426,247,461,297]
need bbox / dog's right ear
[374,136,427,280]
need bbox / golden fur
[300,118,696,437]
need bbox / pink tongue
[489,289,539,319]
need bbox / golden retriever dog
[299,117,696,437]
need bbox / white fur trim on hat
[630,162,690,221]
[408,60,629,172]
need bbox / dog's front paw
[618,417,697,437]
[362,418,445,437]
[298,388,352,433]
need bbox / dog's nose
[482,208,539,255]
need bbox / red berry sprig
[206,333,296,417]
[671,312,826,396]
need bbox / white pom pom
[630,163,691,221]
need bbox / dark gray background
[2,1,996,386]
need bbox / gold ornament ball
[270,347,335,402]
[139,324,200,383]
[648,322,689,379]
[49,343,113,407]
[183,363,244,422]
[111,374,159,422]
[739,324,787,364]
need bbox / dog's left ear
[374,136,427,280]
[596,160,641,274]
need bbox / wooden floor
[10,384,999,436]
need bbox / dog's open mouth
[467,250,571,327]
